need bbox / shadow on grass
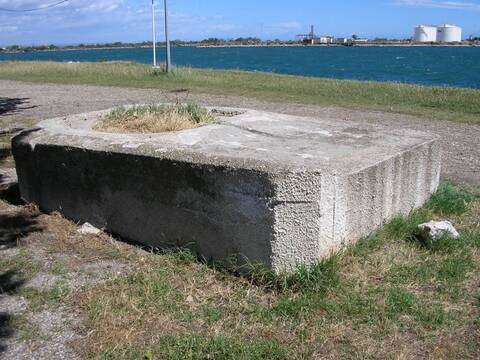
[0,312,14,354]
[0,178,22,206]
[0,270,26,354]
[0,147,11,162]
[0,208,43,251]
[0,270,25,295]
[0,97,36,117]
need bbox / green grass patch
[1,61,480,124]
[228,255,340,294]
[0,249,41,278]
[19,282,72,311]
[428,181,479,216]
[101,335,289,360]
[388,247,474,288]
[84,267,185,322]
[387,287,416,319]
[271,296,311,318]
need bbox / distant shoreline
[1,43,479,54]
[195,43,479,48]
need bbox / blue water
[1,46,480,89]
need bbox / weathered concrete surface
[12,108,441,272]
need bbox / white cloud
[392,0,480,11]
[0,25,18,32]
[0,0,121,13]
[0,1,237,45]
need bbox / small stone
[418,221,460,240]
[77,222,102,235]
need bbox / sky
[0,0,479,46]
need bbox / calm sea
[1,46,480,89]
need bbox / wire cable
[0,0,69,12]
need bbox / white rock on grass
[418,221,460,240]
[77,222,102,235]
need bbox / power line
[0,0,69,12]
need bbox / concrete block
[12,108,441,272]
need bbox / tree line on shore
[2,35,479,53]
[0,38,297,53]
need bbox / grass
[10,314,43,343]
[428,181,479,215]
[94,103,215,133]
[2,181,479,359]
[67,181,480,359]
[0,61,480,124]
[19,282,72,311]
[103,335,289,360]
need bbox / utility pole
[164,0,171,72]
[151,0,157,67]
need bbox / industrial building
[414,24,462,43]
[437,24,462,43]
[296,26,367,45]
[296,25,335,44]
[414,25,437,42]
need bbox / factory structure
[296,25,368,45]
[294,24,464,46]
[414,24,462,43]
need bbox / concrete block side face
[12,134,40,205]
[427,140,442,195]
[269,172,324,273]
[318,173,348,257]
[12,141,277,267]
[11,111,442,274]
[343,140,441,244]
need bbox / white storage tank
[414,25,437,42]
[437,24,462,42]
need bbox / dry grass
[71,182,479,359]
[42,211,135,262]
[1,182,478,359]
[93,103,215,134]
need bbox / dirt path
[0,79,479,184]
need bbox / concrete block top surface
[24,107,438,175]
[14,106,442,271]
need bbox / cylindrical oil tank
[414,25,437,42]
[437,24,462,42]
